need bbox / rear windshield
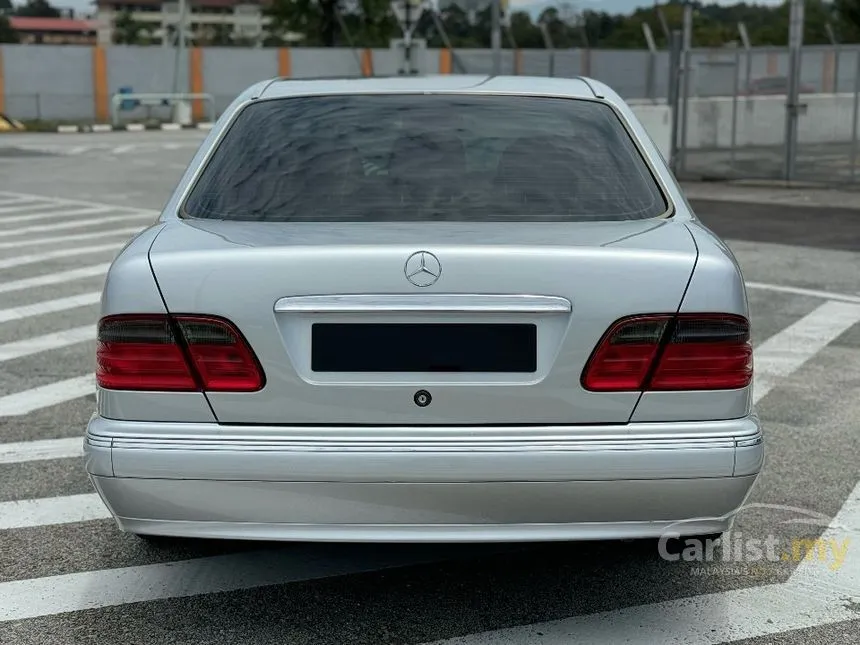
[182,94,668,222]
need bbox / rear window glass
[182,94,668,222]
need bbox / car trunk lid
[148,218,697,425]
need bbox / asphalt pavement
[0,131,859,645]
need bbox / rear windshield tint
[182,94,668,222]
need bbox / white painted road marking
[0,213,154,238]
[0,206,111,225]
[753,301,860,403]
[0,436,83,465]
[747,281,860,306]
[0,227,141,250]
[0,544,471,623]
[0,293,100,324]
[0,374,95,416]
[422,480,860,644]
[0,325,93,362]
[0,190,158,214]
[0,493,109,530]
[0,202,62,216]
[0,243,123,269]
[0,263,111,295]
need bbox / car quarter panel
[630,221,753,423]
[98,223,216,423]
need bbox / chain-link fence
[667,2,860,185]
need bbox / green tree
[0,14,18,43]
[265,0,339,46]
[14,0,60,18]
[113,9,152,45]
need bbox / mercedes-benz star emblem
[404,251,442,287]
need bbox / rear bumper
[85,415,763,542]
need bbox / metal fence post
[677,3,693,174]
[668,29,683,173]
[850,49,860,181]
[783,0,805,182]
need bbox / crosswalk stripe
[753,301,860,403]
[0,263,111,295]
[0,227,141,250]
[0,243,122,269]
[0,436,83,465]
[0,374,95,416]
[0,293,100,324]
[0,325,93,362]
[0,206,111,225]
[0,493,109,530]
[0,543,466,623]
[0,213,154,238]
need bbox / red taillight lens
[175,317,264,392]
[581,316,671,391]
[582,313,752,392]
[649,315,752,390]
[96,314,264,392]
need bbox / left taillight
[96,314,264,392]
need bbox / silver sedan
[84,74,762,544]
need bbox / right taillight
[582,313,752,392]
[97,314,264,392]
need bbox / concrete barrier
[674,93,858,150]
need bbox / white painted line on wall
[0,493,109,531]
[0,243,123,269]
[0,293,101,324]
[0,325,93,362]
[91,124,113,133]
[0,374,95,416]
[0,206,111,225]
[57,125,80,134]
[752,300,860,403]
[0,213,153,238]
[0,263,110,295]
[0,227,141,250]
[0,436,83,465]
[0,542,464,622]
[126,123,145,132]
[422,480,860,645]
[746,281,860,305]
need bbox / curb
[56,123,214,133]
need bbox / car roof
[257,74,609,102]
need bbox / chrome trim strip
[736,435,764,448]
[274,294,572,314]
[91,431,761,454]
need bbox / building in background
[94,0,271,45]
[9,16,98,44]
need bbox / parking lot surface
[0,132,859,645]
